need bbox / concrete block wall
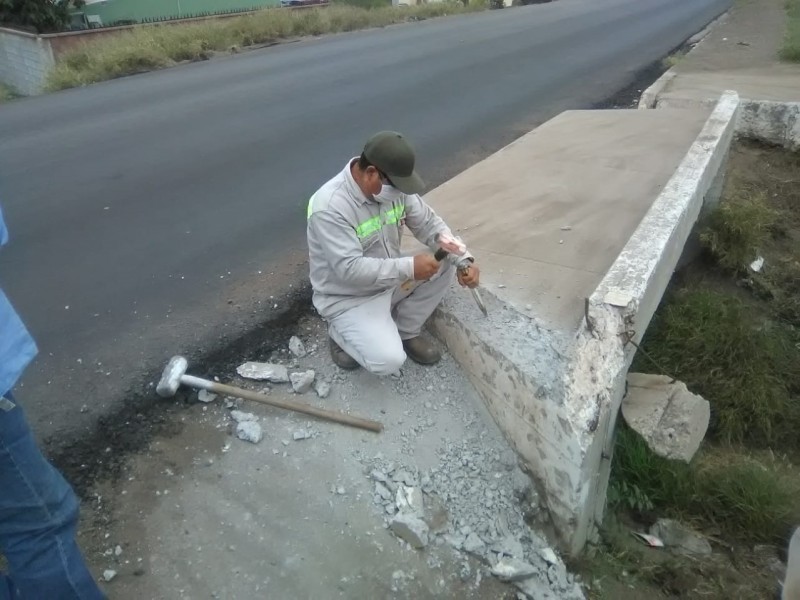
[0,28,55,96]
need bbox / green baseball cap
[363,131,425,195]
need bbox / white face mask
[374,184,404,204]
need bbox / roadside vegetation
[783,0,800,61]
[0,84,17,103]
[580,141,800,599]
[46,1,486,91]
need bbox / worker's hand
[413,253,440,281]
[458,263,480,288]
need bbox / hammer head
[156,355,188,398]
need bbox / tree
[0,0,85,34]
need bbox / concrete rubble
[288,336,307,358]
[235,420,263,444]
[94,320,585,598]
[650,518,712,556]
[198,390,217,403]
[290,370,315,393]
[361,440,584,599]
[622,373,711,462]
[236,361,289,383]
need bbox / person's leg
[328,291,407,376]
[0,392,105,600]
[392,259,453,340]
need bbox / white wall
[0,28,55,96]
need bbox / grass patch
[662,51,685,69]
[634,287,800,446]
[699,189,777,272]
[45,2,486,91]
[610,425,800,545]
[782,0,800,62]
[0,84,17,103]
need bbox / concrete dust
[84,314,581,599]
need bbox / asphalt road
[0,0,729,446]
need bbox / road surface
[0,0,729,446]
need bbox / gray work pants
[328,261,453,375]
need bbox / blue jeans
[0,392,106,600]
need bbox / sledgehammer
[156,356,383,433]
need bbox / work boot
[402,335,442,366]
[329,337,359,370]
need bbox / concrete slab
[407,108,710,331]
[661,68,800,105]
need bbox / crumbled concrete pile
[236,337,331,400]
[361,442,585,599]
[622,373,710,462]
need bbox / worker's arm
[309,210,415,287]
[403,194,474,264]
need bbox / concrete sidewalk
[408,107,710,332]
[654,0,800,106]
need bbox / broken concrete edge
[637,69,675,109]
[637,8,728,110]
[572,90,739,553]
[656,95,800,151]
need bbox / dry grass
[0,84,16,103]
[782,0,800,62]
[46,2,486,91]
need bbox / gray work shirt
[306,158,470,319]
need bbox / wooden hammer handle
[183,375,383,433]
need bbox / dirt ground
[574,141,799,600]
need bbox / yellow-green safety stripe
[307,198,405,240]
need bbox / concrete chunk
[230,410,258,423]
[389,513,429,549]
[462,532,486,554]
[622,373,710,462]
[198,390,217,403]
[395,486,424,516]
[314,380,331,399]
[290,370,315,394]
[491,557,539,582]
[650,518,711,556]
[236,421,263,444]
[237,362,289,383]
[288,336,307,357]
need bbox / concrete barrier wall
[0,28,55,96]
[575,91,739,551]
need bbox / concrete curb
[637,10,727,110]
[574,90,740,549]
[637,69,675,109]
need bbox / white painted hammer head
[156,355,188,398]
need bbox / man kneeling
[306,131,480,375]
